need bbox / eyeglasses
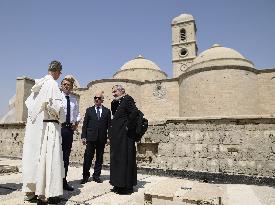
[112,90,117,93]
[94,97,102,100]
[62,83,71,86]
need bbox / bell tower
[171,14,198,78]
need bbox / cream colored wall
[75,80,142,120]
[75,79,179,122]
[171,22,196,43]
[171,21,197,77]
[113,69,167,82]
[179,68,258,117]
[9,68,275,124]
[172,43,197,63]
[172,58,194,78]
[140,80,179,121]
[257,71,275,116]
[15,77,35,122]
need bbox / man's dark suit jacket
[81,105,111,144]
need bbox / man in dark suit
[81,91,111,184]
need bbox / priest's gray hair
[113,85,125,93]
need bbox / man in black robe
[109,85,139,194]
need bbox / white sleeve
[75,99,81,122]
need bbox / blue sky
[0,0,275,117]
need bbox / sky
[0,0,275,117]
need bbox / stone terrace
[0,157,275,205]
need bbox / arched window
[179,48,188,57]
[180,28,186,41]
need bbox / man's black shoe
[127,187,134,193]
[63,182,74,191]
[81,176,89,184]
[24,193,37,202]
[110,186,119,193]
[93,177,103,183]
[47,197,61,204]
[37,199,47,205]
[117,189,131,195]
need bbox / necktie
[96,106,100,120]
[65,95,70,123]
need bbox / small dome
[120,55,161,71]
[172,13,194,24]
[113,55,167,82]
[188,44,254,71]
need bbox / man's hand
[72,124,78,131]
[81,138,86,145]
[106,138,110,146]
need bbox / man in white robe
[22,60,66,204]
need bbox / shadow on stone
[135,179,148,192]
[138,167,275,188]
[60,178,82,203]
[0,182,22,195]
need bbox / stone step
[144,179,224,205]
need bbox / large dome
[120,55,161,71]
[172,14,194,24]
[113,55,167,82]
[187,44,254,71]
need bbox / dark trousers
[61,126,74,180]
[82,141,105,178]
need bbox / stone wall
[138,117,275,178]
[140,80,179,120]
[0,122,25,157]
[1,117,275,179]
[257,71,275,115]
[179,67,259,117]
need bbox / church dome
[113,55,167,82]
[172,14,194,24]
[187,44,254,71]
[120,55,161,71]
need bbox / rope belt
[43,120,59,123]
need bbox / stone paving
[0,157,275,205]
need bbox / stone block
[172,157,193,170]
[202,132,220,145]
[207,145,219,159]
[158,143,175,156]
[206,159,219,172]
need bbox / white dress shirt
[62,92,81,124]
[94,105,102,118]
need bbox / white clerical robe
[22,74,65,198]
